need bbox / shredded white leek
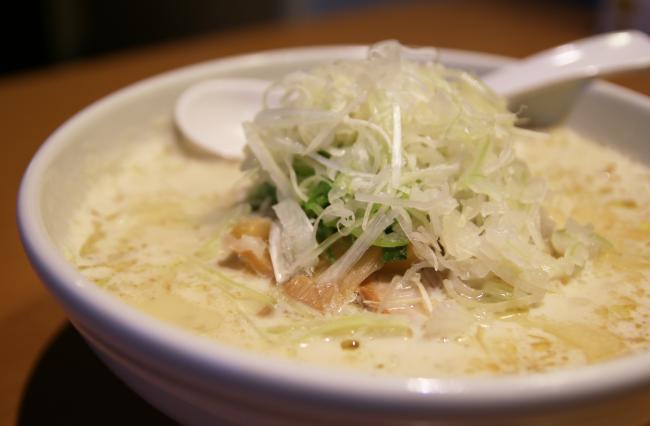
[271,199,318,281]
[266,313,411,341]
[391,104,403,189]
[317,207,396,285]
[241,40,604,314]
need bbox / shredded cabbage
[242,40,605,314]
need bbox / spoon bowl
[175,78,270,158]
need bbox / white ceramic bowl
[18,46,650,426]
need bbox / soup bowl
[17,45,650,425]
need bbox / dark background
[1,0,384,75]
[2,0,647,76]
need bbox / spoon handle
[484,30,650,99]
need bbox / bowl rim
[17,44,650,414]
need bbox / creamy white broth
[66,119,650,377]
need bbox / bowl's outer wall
[18,46,650,426]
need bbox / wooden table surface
[2,2,649,424]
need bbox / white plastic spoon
[175,30,650,159]
[174,78,271,158]
[482,30,650,98]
